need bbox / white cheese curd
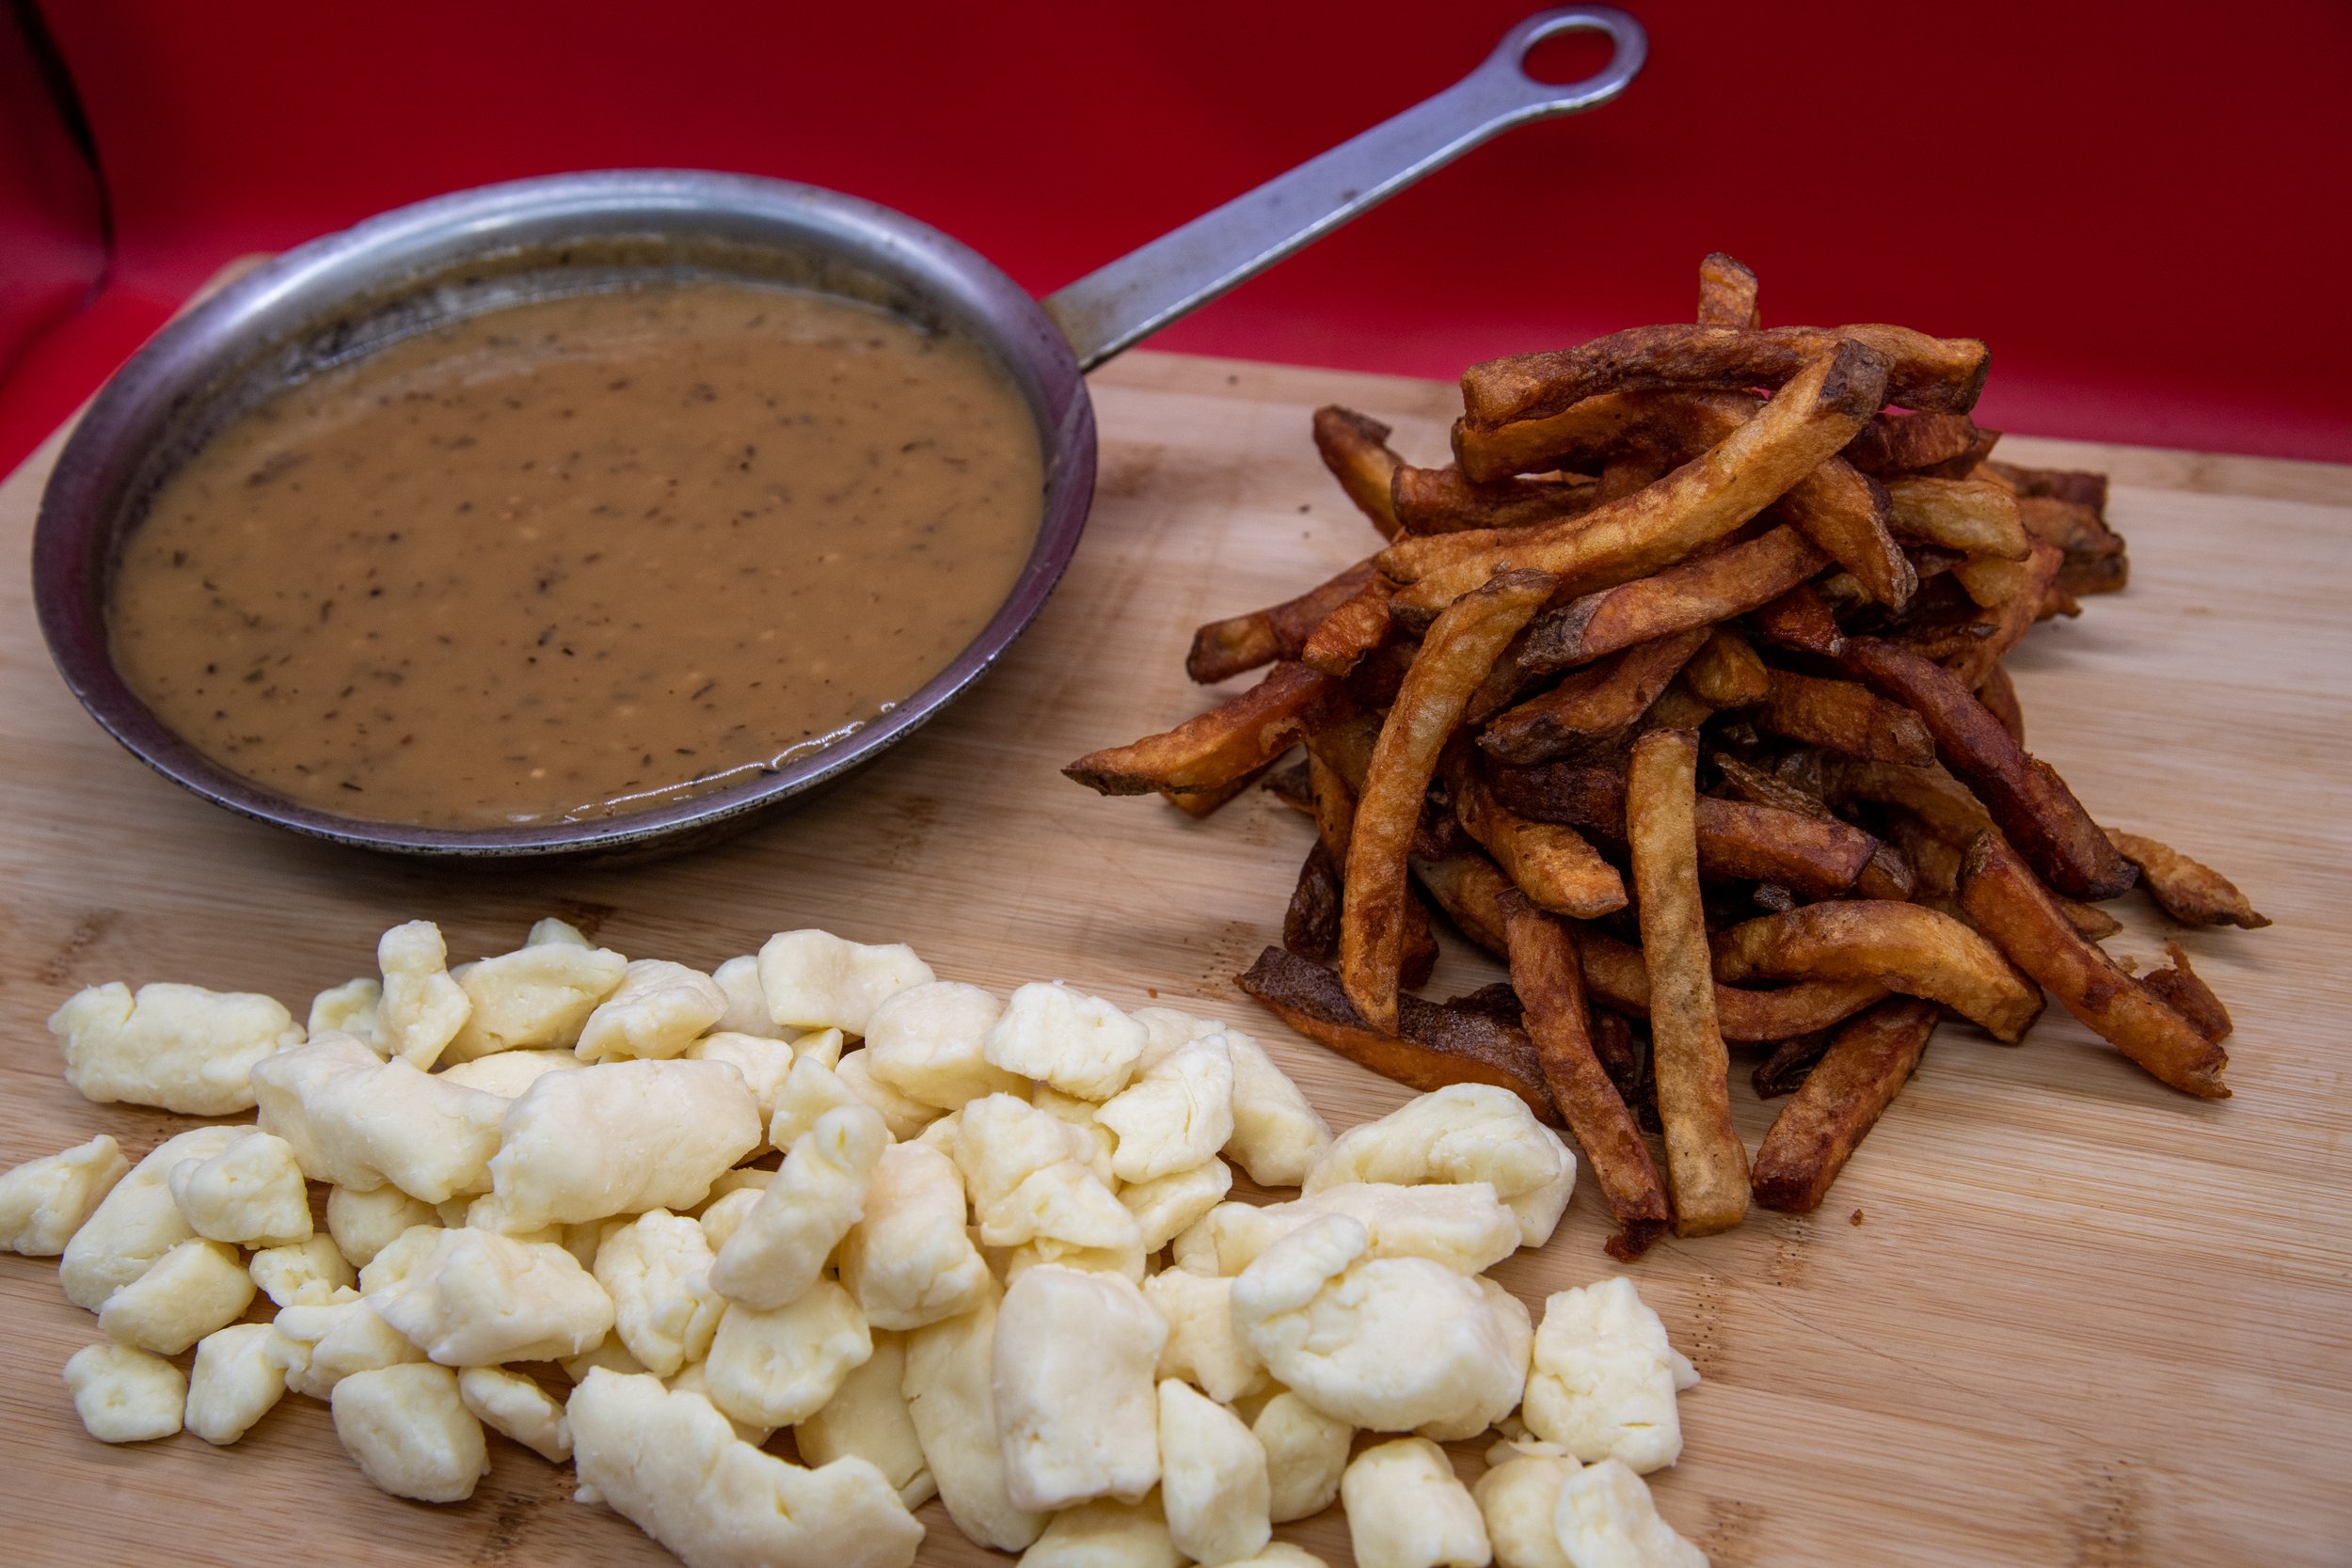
[0,1133,128,1256]
[49,980,301,1114]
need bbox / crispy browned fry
[1067,661,1349,797]
[1342,569,1556,1030]
[1774,457,1915,609]
[1588,1008,1658,1131]
[1450,755,1628,918]
[1883,477,2030,560]
[1712,900,2042,1041]
[1392,465,1601,534]
[1576,927,1886,1042]
[2056,895,2124,941]
[1918,425,2002,480]
[1752,1033,1831,1099]
[1838,637,2137,899]
[1756,668,1937,765]
[1977,661,2025,746]
[1237,945,1560,1124]
[1843,412,1981,476]
[1307,751,1354,860]
[1284,841,1343,959]
[1708,752,1915,901]
[1312,407,1404,539]
[1262,756,1314,816]
[1502,896,1670,1257]
[1989,460,2108,512]
[1386,346,1890,609]
[1642,680,1716,734]
[1684,628,1770,706]
[1480,627,1709,765]
[1627,729,1748,1236]
[1409,847,1514,957]
[1824,755,1994,847]
[1749,580,1847,657]
[1750,998,1939,1212]
[1958,832,2229,1098]
[1459,323,1986,431]
[1162,759,1276,819]
[1518,528,1830,673]
[2106,830,2271,928]
[1299,573,1396,676]
[1187,560,1378,684]
[1449,392,1657,483]
[1696,252,1760,328]
[1304,709,1381,798]
[2142,942,2233,1042]
[1943,539,2062,686]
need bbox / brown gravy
[108,280,1043,828]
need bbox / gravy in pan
[107,280,1043,828]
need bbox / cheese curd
[702,1278,873,1429]
[0,1133,128,1256]
[1253,1389,1352,1523]
[576,958,729,1062]
[326,1183,437,1267]
[64,1341,185,1443]
[265,1295,424,1400]
[1120,1156,1233,1254]
[1229,1547,1332,1568]
[59,1124,247,1309]
[254,1034,505,1203]
[368,1227,616,1366]
[568,1369,924,1568]
[1342,1437,1493,1568]
[838,1141,992,1332]
[440,936,628,1063]
[710,953,786,1038]
[458,1365,573,1461]
[1419,1276,1535,1442]
[490,1058,763,1228]
[375,920,472,1069]
[168,1130,311,1246]
[1306,1084,1577,1249]
[862,981,1024,1110]
[1176,1181,1522,1279]
[956,1094,1139,1258]
[250,1234,358,1307]
[97,1237,256,1354]
[771,1056,867,1148]
[993,1264,1168,1512]
[1553,1459,1706,1568]
[1143,1268,1265,1405]
[697,1187,767,1254]
[332,1362,490,1503]
[1157,1378,1272,1566]
[594,1210,725,1376]
[795,1332,935,1508]
[49,981,300,1115]
[710,1103,887,1309]
[983,983,1147,1101]
[904,1282,1048,1552]
[1097,1034,1234,1184]
[1475,1450,1579,1568]
[1018,1495,1184,1568]
[185,1322,288,1446]
[434,1047,585,1098]
[1230,1214,1525,1433]
[758,930,935,1035]
[686,1032,803,1125]
[308,976,382,1047]
[1522,1278,1693,1474]
[1133,1008,1332,1186]
[834,1051,944,1141]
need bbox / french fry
[1161,760,1277,819]
[1773,455,1916,609]
[1627,728,1748,1235]
[1391,465,1601,534]
[1711,901,2042,1042]
[1261,756,1315,816]
[1756,668,1938,766]
[1749,580,1847,657]
[1958,832,2230,1098]
[1186,560,1377,684]
[1298,573,1396,676]
[2106,830,2271,928]
[1709,751,1915,902]
[1458,322,1987,431]
[1883,477,2030,560]
[1751,1033,1831,1099]
[1750,998,1940,1212]
[1479,627,1709,765]
[1696,251,1760,328]
[1683,628,1770,707]
[1501,895,1671,1257]
[1066,661,1349,796]
[1977,661,2025,746]
[1823,755,1994,847]
[1283,840,1343,959]
[1341,569,1556,1030]
[1236,946,1561,1123]
[2055,894,2124,942]
[1448,391,1657,483]
[1843,412,1982,476]
[1449,754,1628,918]
[1307,751,1355,859]
[1409,846,1515,957]
[1837,637,2138,899]
[1943,539,2062,686]
[1518,527,1830,672]
[1312,406,1404,538]
[1916,424,2002,480]
[1384,345,1891,610]
[2142,942,2233,1042]
[1576,927,1886,1042]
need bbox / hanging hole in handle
[1521,27,1616,86]
[1493,8,1647,110]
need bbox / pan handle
[1041,7,1646,372]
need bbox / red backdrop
[3,0,2347,475]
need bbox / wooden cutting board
[2,343,2347,1568]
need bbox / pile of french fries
[1066,255,2267,1258]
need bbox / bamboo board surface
[3,341,2349,1568]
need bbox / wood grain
[3,345,2348,1567]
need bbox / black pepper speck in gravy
[106,280,1043,827]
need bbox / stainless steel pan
[33,6,1644,858]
